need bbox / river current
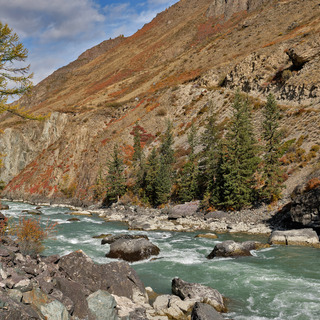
[2,201,320,320]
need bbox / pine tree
[261,93,284,202]
[155,121,175,205]
[178,123,199,202]
[200,108,221,205]
[219,91,260,210]
[104,145,126,205]
[144,148,159,206]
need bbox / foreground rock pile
[0,236,227,320]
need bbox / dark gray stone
[101,234,148,245]
[106,238,160,262]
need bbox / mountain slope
[1,0,320,206]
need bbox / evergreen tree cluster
[103,92,285,210]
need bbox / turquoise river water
[2,201,320,320]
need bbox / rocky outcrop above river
[289,186,320,231]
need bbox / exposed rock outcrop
[289,186,320,231]
[207,240,269,258]
[268,229,320,247]
[206,0,269,20]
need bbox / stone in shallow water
[207,240,269,259]
[268,228,320,246]
[106,237,160,262]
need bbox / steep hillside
[1,0,320,206]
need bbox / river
[2,201,320,320]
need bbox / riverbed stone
[268,228,320,246]
[191,302,224,320]
[207,240,269,259]
[87,290,118,320]
[24,209,42,215]
[101,234,149,245]
[106,237,160,262]
[171,278,226,313]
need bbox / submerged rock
[268,229,320,246]
[171,278,226,313]
[195,233,218,239]
[24,209,42,215]
[207,240,269,259]
[106,237,160,262]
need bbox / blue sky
[0,0,178,84]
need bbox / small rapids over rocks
[2,201,320,320]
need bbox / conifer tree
[200,108,221,205]
[155,121,175,205]
[219,91,260,210]
[144,148,159,206]
[261,93,284,202]
[178,123,199,202]
[104,145,126,205]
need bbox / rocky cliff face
[1,0,320,204]
[206,0,269,19]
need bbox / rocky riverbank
[0,234,228,320]
[73,201,283,235]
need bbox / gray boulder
[207,240,269,259]
[268,229,320,246]
[106,237,160,262]
[87,290,118,320]
[191,302,224,320]
[24,209,42,215]
[167,201,200,220]
[171,278,226,313]
[58,250,147,303]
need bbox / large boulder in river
[106,237,160,262]
[268,229,320,247]
[191,302,224,320]
[207,240,269,259]
[101,234,148,245]
[58,250,148,304]
[171,278,226,313]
